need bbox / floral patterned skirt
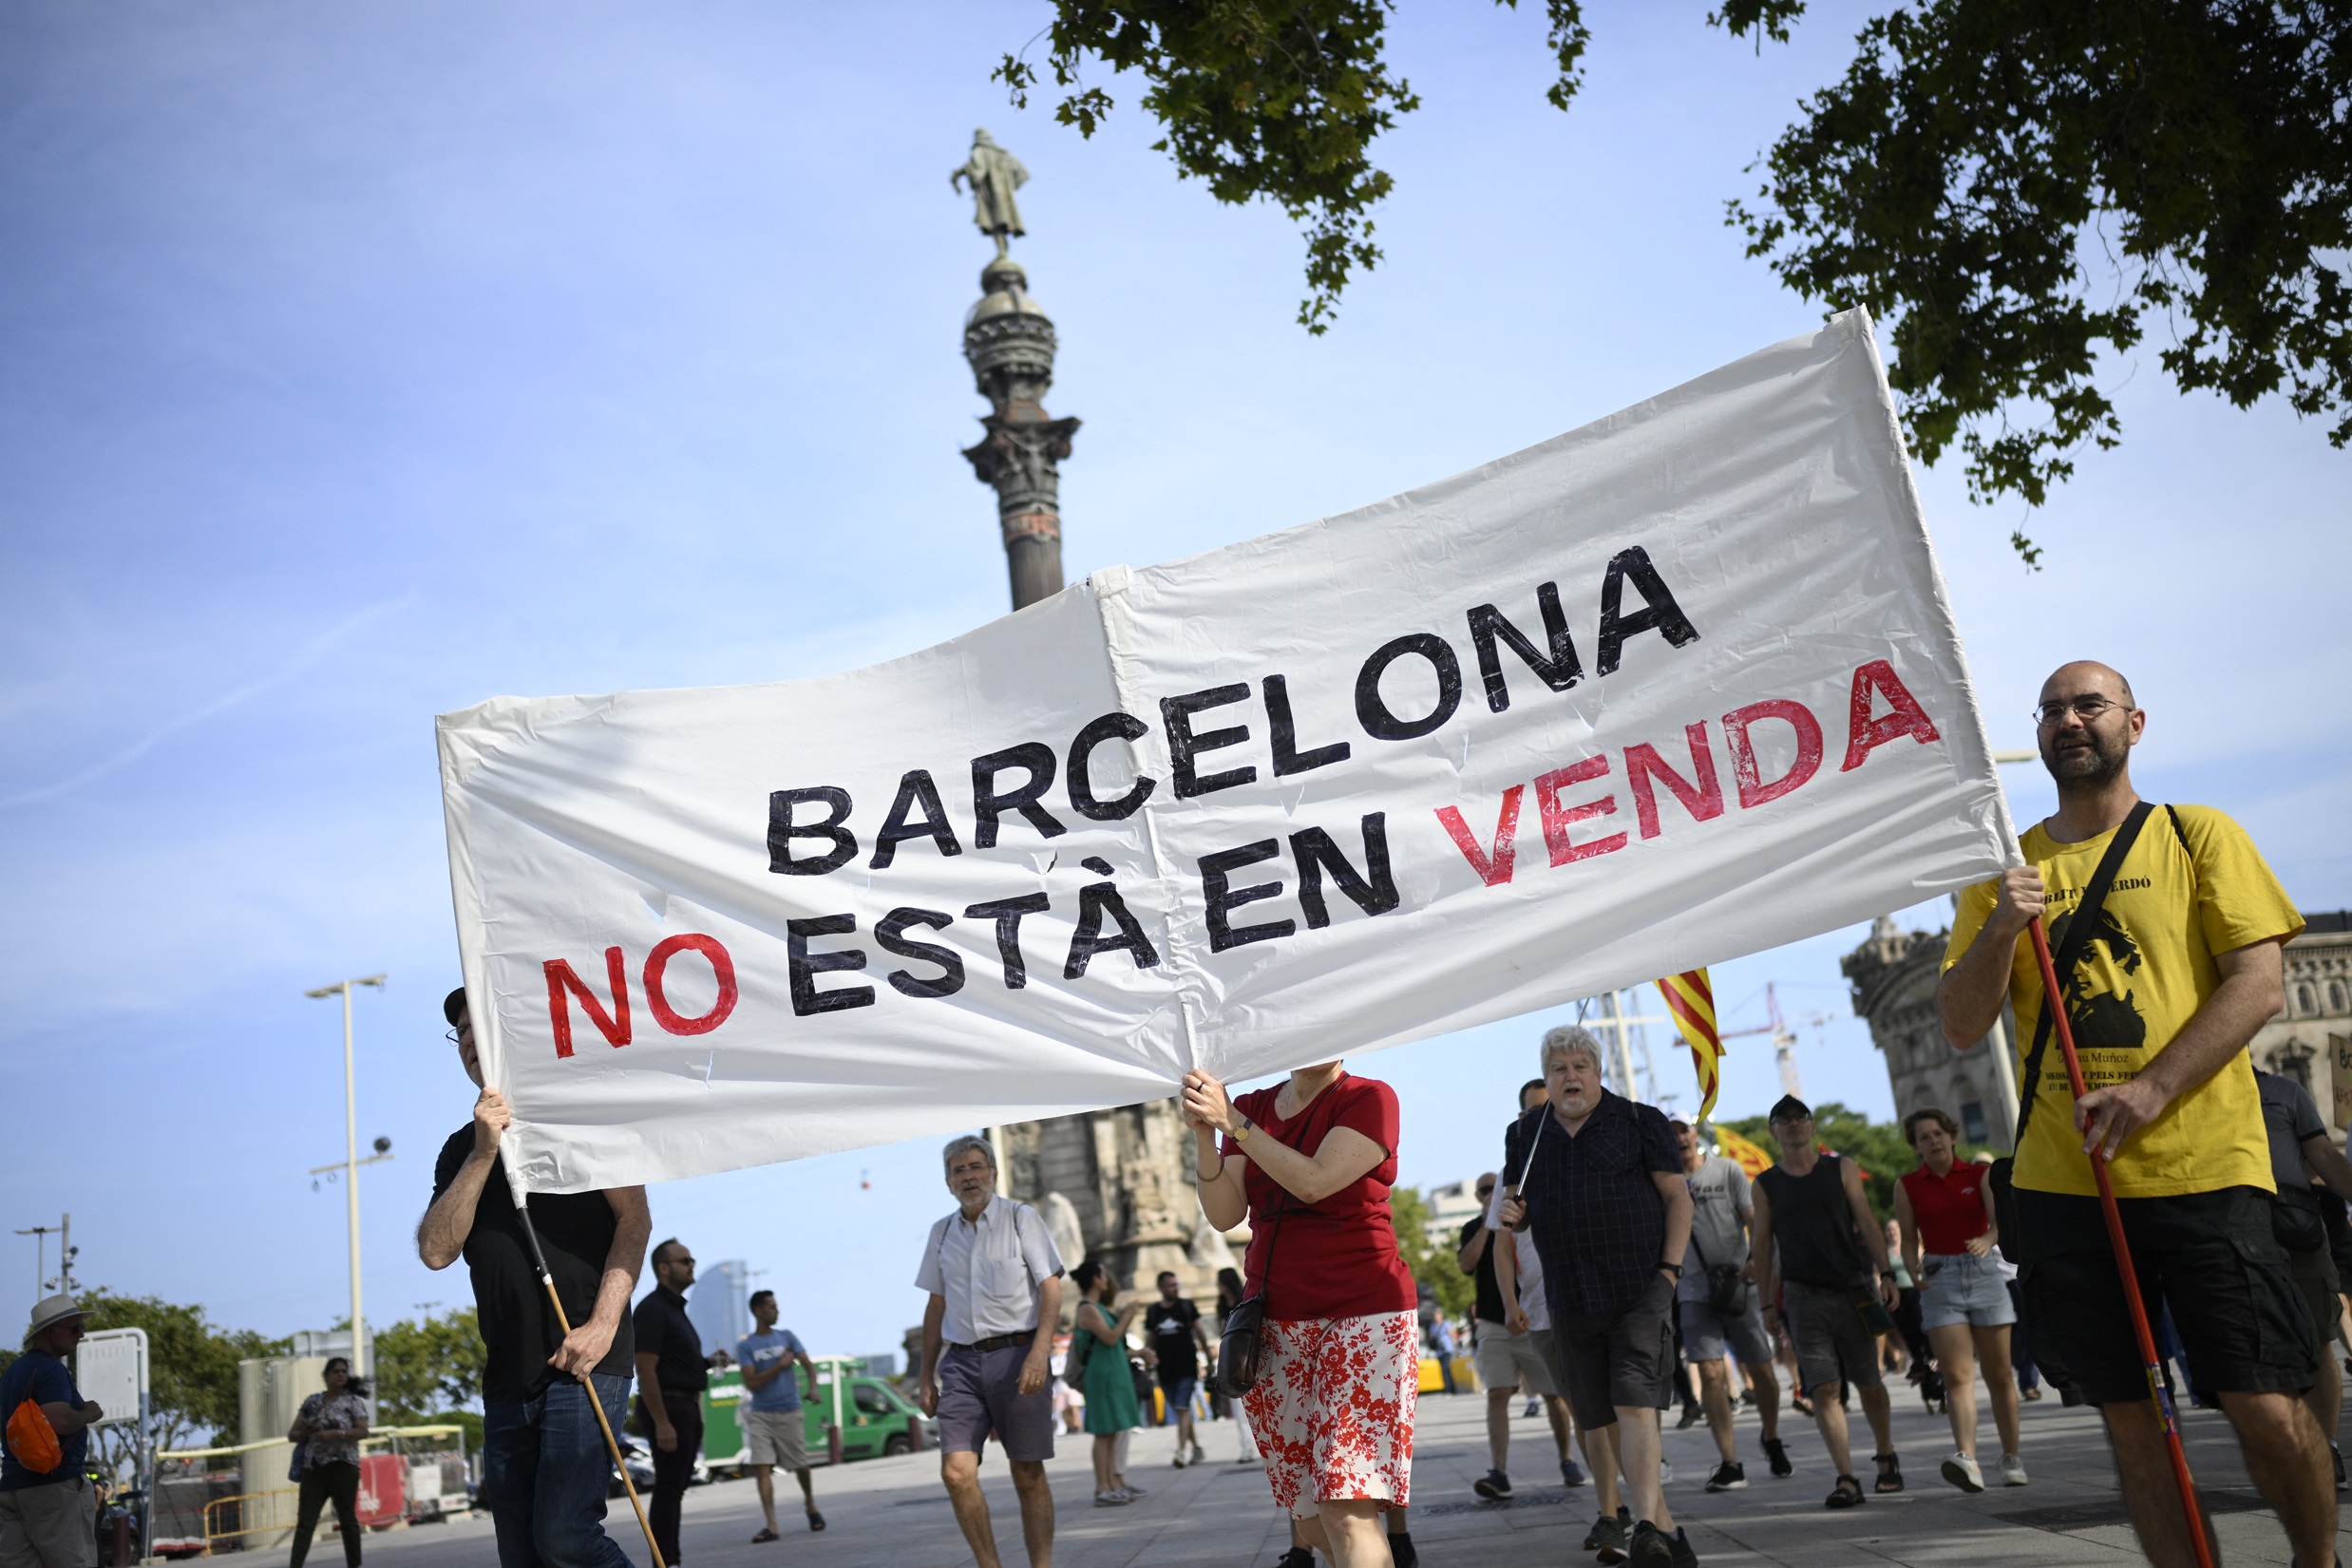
[1242,1312,1417,1520]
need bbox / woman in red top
[1892,1108,2024,1494]
[1184,1060,1418,1568]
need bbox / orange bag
[6,1396,63,1475]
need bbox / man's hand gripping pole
[2026,918,2214,1568]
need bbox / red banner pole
[2025,919,2213,1568]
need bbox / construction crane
[1718,983,1840,1099]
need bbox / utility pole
[305,973,387,1374]
[14,1216,73,1297]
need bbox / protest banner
[440,307,2017,1194]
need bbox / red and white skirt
[1242,1311,1417,1520]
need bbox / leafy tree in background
[995,1,2349,555]
[1718,1101,1991,1222]
[1389,1184,1475,1324]
[370,1307,487,1427]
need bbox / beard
[2041,724,2129,788]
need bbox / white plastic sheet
[440,309,2016,1193]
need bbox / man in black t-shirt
[633,1240,726,1566]
[420,988,652,1568]
[1141,1273,1212,1467]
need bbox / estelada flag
[1658,969,1724,1122]
[1713,1124,1774,1179]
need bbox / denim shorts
[1918,1252,2018,1332]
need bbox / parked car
[609,1435,710,1499]
[700,1358,932,1477]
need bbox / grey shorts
[937,1343,1055,1463]
[1679,1294,1774,1366]
[743,1407,807,1468]
[1918,1253,2017,1332]
[1782,1279,1885,1394]
[1551,1274,1678,1430]
[1471,1322,1558,1397]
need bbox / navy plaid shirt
[1503,1089,1680,1320]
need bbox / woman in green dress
[1072,1259,1146,1505]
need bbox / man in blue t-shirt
[736,1290,824,1542]
[2,1294,105,1568]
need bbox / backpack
[6,1397,63,1476]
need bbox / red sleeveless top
[1900,1160,1992,1256]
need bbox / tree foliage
[995,0,2349,546]
[370,1307,487,1426]
[1388,1184,1475,1323]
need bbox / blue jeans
[484,1373,637,1568]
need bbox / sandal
[1826,1474,1865,1509]
[1874,1452,1904,1493]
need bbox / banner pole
[514,1205,668,1568]
[2025,919,2213,1568]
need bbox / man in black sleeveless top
[1751,1096,1903,1509]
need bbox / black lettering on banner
[875,907,965,998]
[1596,545,1701,675]
[1063,882,1163,978]
[1263,674,1352,776]
[971,744,1068,849]
[964,894,1053,990]
[1162,685,1258,799]
[1355,633,1464,741]
[1067,712,1158,821]
[1289,813,1400,929]
[1468,582,1583,713]
[869,770,963,869]
[768,787,858,876]
[1199,840,1296,954]
[786,914,874,1015]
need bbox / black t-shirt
[431,1127,635,1404]
[1141,1298,1201,1380]
[632,1288,709,1395]
[1755,1154,1869,1289]
[1459,1215,1506,1327]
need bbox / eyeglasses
[2033,695,2126,727]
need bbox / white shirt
[1485,1184,1552,1332]
[914,1195,1066,1345]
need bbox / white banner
[441,309,2017,1194]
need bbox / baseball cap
[443,987,469,1028]
[1768,1094,1814,1124]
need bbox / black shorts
[1550,1273,1677,1430]
[2018,1184,2318,1406]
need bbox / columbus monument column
[950,130,1228,1296]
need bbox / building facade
[1848,910,2352,1145]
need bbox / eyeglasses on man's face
[2033,695,2128,727]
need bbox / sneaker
[1762,1436,1793,1479]
[1236,1449,1261,1464]
[1705,1461,1747,1492]
[1940,1451,1984,1494]
[2001,1452,2029,1488]
[1094,1489,1130,1507]
[1629,1520,1676,1568]
[1189,1444,1207,1466]
[1586,1505,1632,1563]
[1677,1403,1704,1430]
[1525,1397,1542,1418]
[1172,1448,1188,1468]
[1659,1458,1675,1485]
[1117,1482,1146,1499]
[1561,1456,1588,1487]
[1474,1468,1512,1501]
[1667,1526,1698,1568]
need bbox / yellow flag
[1657,968,1724,1122]
[1713,1124,1774,1179]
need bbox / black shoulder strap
[2014,800,2155,1139]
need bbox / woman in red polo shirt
[1893,1107,2025,1494]
[1184,1060,1419,1568]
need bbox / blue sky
[3,2,2344,1368]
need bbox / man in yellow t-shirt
[1938,660,2322,1568]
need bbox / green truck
[700,1357,932,1474]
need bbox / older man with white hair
[1,1294,104,1568]
[1495,1026,1695,1568]
[916,1134,1066,1568]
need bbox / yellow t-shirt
[1942,804,2303,1199]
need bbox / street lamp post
[305,973,386,1374]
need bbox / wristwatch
[1231,1116,1254,1143]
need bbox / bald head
[2039,661,2134,710]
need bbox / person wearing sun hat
[1,1293,105,1567]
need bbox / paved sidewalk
[351,1378,2346,1567]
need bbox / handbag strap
[2013,800,2155,1140]
[1242,1080,1350,1302]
